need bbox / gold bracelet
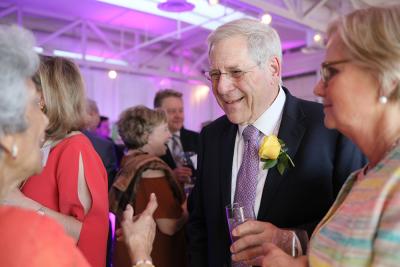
[132,259,155,267]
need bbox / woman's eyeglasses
[320,59,351,86]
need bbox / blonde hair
[34,56,87,140]
[328,5,400,100]
[118,105,167,149]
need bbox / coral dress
[22,133,109,267]
[0,206,90,266]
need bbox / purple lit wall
[81,68,223,132]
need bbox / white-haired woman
[229,5,400,267]
[0,25,158,267]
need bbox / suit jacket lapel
[219,120,237,208]
[258,88,306,219]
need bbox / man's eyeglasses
[320,59,351,86]
[203,65,258,82]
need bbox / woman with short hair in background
[110,105,188,267]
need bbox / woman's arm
[156,199,188,236]
[6,153,92,242]
[5,188,83,242]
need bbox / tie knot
[242,125,259,142]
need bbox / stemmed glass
[175,151,196,194]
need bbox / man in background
[96,115,124,166]
[84,99,118,189]
[154,89,199,183]
[96,115,111,140]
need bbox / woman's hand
[121,193,158,264]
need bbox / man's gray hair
[208,18,282,67]
[86,98,99,114]
[0,25,39,142]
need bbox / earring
[379,96,388,104]
[39,101,46,112]
[11,144,18,158]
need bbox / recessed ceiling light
[108,70,118,79]
[261,13,272,24]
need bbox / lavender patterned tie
[234,125,259,219]
[232,125,260,267]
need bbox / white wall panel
[81,68,221,132]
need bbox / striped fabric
[309,144,400,267]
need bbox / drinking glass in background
[175,151,197,195]
[225,203,255,243]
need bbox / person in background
[97,115,111,139]
[153,89,199,185]
[0,25,157,267]
[187,18,366,266]
[96,115,125,168]
[230,5,400,267]
[109,105,188,267]
[5,56,109,267]
[84,99,118,189]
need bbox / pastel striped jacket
[309,144,400,266]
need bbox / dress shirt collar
[238,86,286,136]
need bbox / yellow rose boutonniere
[259,135,295,175]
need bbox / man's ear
[269,56,281,78]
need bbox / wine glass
[176,151,197,194]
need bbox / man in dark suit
[187,19,366,267]
[154,89,199,183]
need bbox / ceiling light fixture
[313,33,322,43]
[108,70,118,79]
[97,0,249,30]
[209,0,219,6]
[158,0,195,12]
[261,13,272,24]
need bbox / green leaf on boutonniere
[277,162,286,175]
[263,159,278,169]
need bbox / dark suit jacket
[82,130,118,189]
[187,89,366,267]
[161,127,200,169]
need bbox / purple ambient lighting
[158,0,195,12]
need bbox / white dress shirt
[231,86,286,216]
